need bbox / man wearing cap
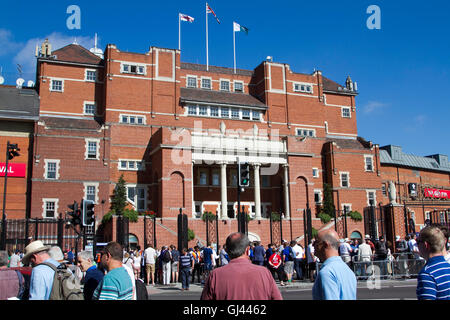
[22,240,60,300]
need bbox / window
[210,107,219,117]
[119,160,145,171]
[44,159,60,180]
[342,107,351,118]
[382,184,387,196]
[212,172,220,186]
[187,76,197,88]
[220,80,230,91]
[84,103,96,115]
[296,128,316,137]
[120,115,145,125]
[252,111,260,121]
[262,175,270,187]
[234,81,243,92]
[122,63,145,75]
[199,171,208,185]
[367,190,376,206]
[314,190,322,204]
[242,109,250,120]
[86,185,97,202]
[312,168,319,178]
[231,108,240,119]
[340,172,349,188]
[127,186,147,211]
[188,105,197,115]
[199,106,208,116]
[221,107,229,118]
[201,78,211,89]
[85,70,97,82]
[85,139,100,160]
[342,204,352,213]
[294,83,313,93]
[365,156,374,172]
[43,199,58,219]
[51,80,63,92]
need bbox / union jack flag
[206,3,220,24]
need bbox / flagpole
[178,13,181,51]
[233,23,236,74]
[206,3,209,71]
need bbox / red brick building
[26,40,449,249]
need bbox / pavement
[146,277,418,295]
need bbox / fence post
[0,219,6,250]
[34,219,39,241]
[57,214,64,249]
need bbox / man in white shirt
[339,238,353,265]
[292,241,304,280]
[357,238,372,278]
[144,245,157,286]
[9,250,21,268]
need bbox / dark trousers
[253,260,264,266]
[294,258,304,280]
[269,266,285,282]
[180,268,191,289]
[192,263,202,283]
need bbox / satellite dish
[27,80,35,87]
[16,78,25,88]
[0,76,4,85]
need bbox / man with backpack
[160,246,172,285]
[282,240,296,285]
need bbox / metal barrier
[316,253,426,280]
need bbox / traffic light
[67,201,81,226]
[82,199,95,227]
[7,143,20,160]
[239,162,250,187]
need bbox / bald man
[312,229,357,300]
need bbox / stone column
[220,162,228,220]
[253,163,262,220]
[283,164,290,219]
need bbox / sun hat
[365,235,371,239]
[21,240,51,265]
[48,246,68,263]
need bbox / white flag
[233,22,241,32]
[180,13,195,22]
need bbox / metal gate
[335,209,348,239]
[116,215,129,250]
[144,214,157,249]
[364,205,392,241]
[270,212,283,246]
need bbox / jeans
[180,268,191,289]
[294,258,303,280]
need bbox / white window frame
[340,172,350,188]
[342,107,351,118]
[201,77,212,90]
[50,79,64,92]
[198,105,208,116]
[366,190,377,206]
[251,110,261,121]
[126,184,148,212]
[83,101,97,116]
[119,114,146,125]
[220,79,230,92]
[242,109,251,120]
[118,159,145,171]
[121,63,146,75]
[234,81,244,93]
[42,198,59,219]
[293,82,313,94]
[220,107,230,118]
[44,159,60,180]
[314,189,323,204]
[341,203,352,213]
[84,182,99,204]
[210,106,219,117]
[85,69,97,82]
[186,75,197,88]
[85,138,100,160]
[364,155,374,172]
[312,168,319,178]
[296,128,316,137]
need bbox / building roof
[0,85,40,121]
[322,76,357,95]
[40,116,103,131]
[380,145,450,173]
[180,87,267,110]
[181,62,254,77]
[327,137,371,150]
[45,44,103,66]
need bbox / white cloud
[362,101,388,114]
[0,29,23,56]
[13,32,96,76]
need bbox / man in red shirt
[201,232,283,300]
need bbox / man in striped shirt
[93,242,133,300]
[416,225,450,300]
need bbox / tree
[319,183,335,223]
[111,174,127,215]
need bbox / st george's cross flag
[233,22,249,34]
[180,13,195,22]
[206,3,220,24]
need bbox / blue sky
[1,1,449,157]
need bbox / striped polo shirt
[417,255,450,300]
[93,267,133,300]
[180,254,193,268]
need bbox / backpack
[40,262,84,300]
[162,250,171,263]
[289,247,296,260]
[171,250,180,263]
[135,278,148,300]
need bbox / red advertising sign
[424,188,450,199]
[0,163,27,178]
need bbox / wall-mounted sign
[423,188,450,199]
[409,183,418,197]
[0,163,26,178]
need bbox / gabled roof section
[0,85,39,121]
[322,76,357,96]
[180,87,267,110]
[48,44,103,65]
[380,145,450,173]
